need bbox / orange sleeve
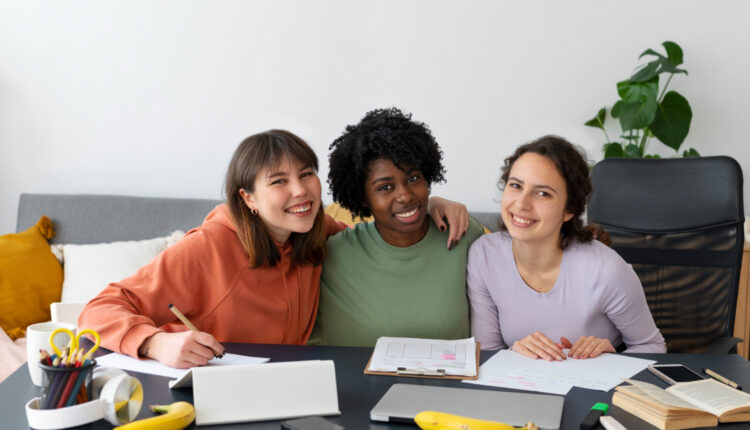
[78,228,220,357]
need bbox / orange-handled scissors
[49,328,101,362]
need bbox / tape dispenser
[26,367,143,429]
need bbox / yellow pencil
[168,304,223,358]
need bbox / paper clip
[396,367,446,377]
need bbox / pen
[168,304,223,359]
[702,368,742,390]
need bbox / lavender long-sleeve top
[467,232,666,353]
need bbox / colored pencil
[62,350,86,407]
[47,348,71,409]
[58,349,83,408]
[42,356,62,409]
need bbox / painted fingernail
[440,226,446,232]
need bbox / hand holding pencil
[137,304,225,369]
[168,303,224,360]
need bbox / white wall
[2,0,749,234]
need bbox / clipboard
[364,341,480,380]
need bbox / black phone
[280,416,348,430]
[647,364,705,385]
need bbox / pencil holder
[39,359,96,410]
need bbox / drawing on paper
[383,342,466,368]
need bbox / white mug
[26,321,77,386]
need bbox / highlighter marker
[580,402,609,430]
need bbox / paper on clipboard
[367,337,478,378]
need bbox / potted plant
[585,41,699,158]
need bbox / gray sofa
[16,193,500,241]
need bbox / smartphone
[280,416,348,430]
[647,364,705,385]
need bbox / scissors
[49,328,101,362]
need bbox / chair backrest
[50,302,86,327]
[588,156,745,353]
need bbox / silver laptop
[370,384,564,430]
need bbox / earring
[250,208,258,216]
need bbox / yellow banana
[114,401,195,430]
[414,411,538,430]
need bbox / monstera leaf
[585,41,695,158]
[650,91,692,151]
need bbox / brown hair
[498,135,597,249]
[225,130,327,267]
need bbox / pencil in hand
[168,303,224,359]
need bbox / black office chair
[588,156,745,353]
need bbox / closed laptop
[370,384,563,430]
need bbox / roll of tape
[99,373,143,425]
[90,366,127,400]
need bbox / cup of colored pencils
[38,348,96,409]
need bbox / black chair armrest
[703,336,742,354]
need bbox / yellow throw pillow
[0,216,63,340]
[325,202,373,226]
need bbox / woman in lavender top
[467,136,666,360]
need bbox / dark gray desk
[3,344,750,429]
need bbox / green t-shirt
[311,217,485,347]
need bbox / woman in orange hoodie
[79,130,466,368]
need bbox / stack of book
[613,379,750,430]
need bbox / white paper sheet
[368,337,477,377]
[95,352,269,381]
[464,349,655,395]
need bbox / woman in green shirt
[311,108,484,347]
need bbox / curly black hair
[328,107,446,219]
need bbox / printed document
[464,349,654,395]
[95,352,269,386]
[368,337,477,377]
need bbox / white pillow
[51,230,184,304]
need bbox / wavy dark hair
[328,107,445,218]
[498,135,596,249]
[225,130,327,267]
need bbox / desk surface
[3,344,750,429]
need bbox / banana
[414,411,538,430]
[114,401,195,430]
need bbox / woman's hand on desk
[567,336,615,359]
[139,331,225,368]
[511,331,568,361]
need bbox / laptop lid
[370,384,563,430]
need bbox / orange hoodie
[78,204,345,358]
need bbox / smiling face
[241,156,322,243]
[501,152,573,247]
[363,158,430,247]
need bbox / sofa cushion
[0,216,63,340]
[53,230,184,304]
[324,203,372,226]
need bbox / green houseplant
[585,41,698,158]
